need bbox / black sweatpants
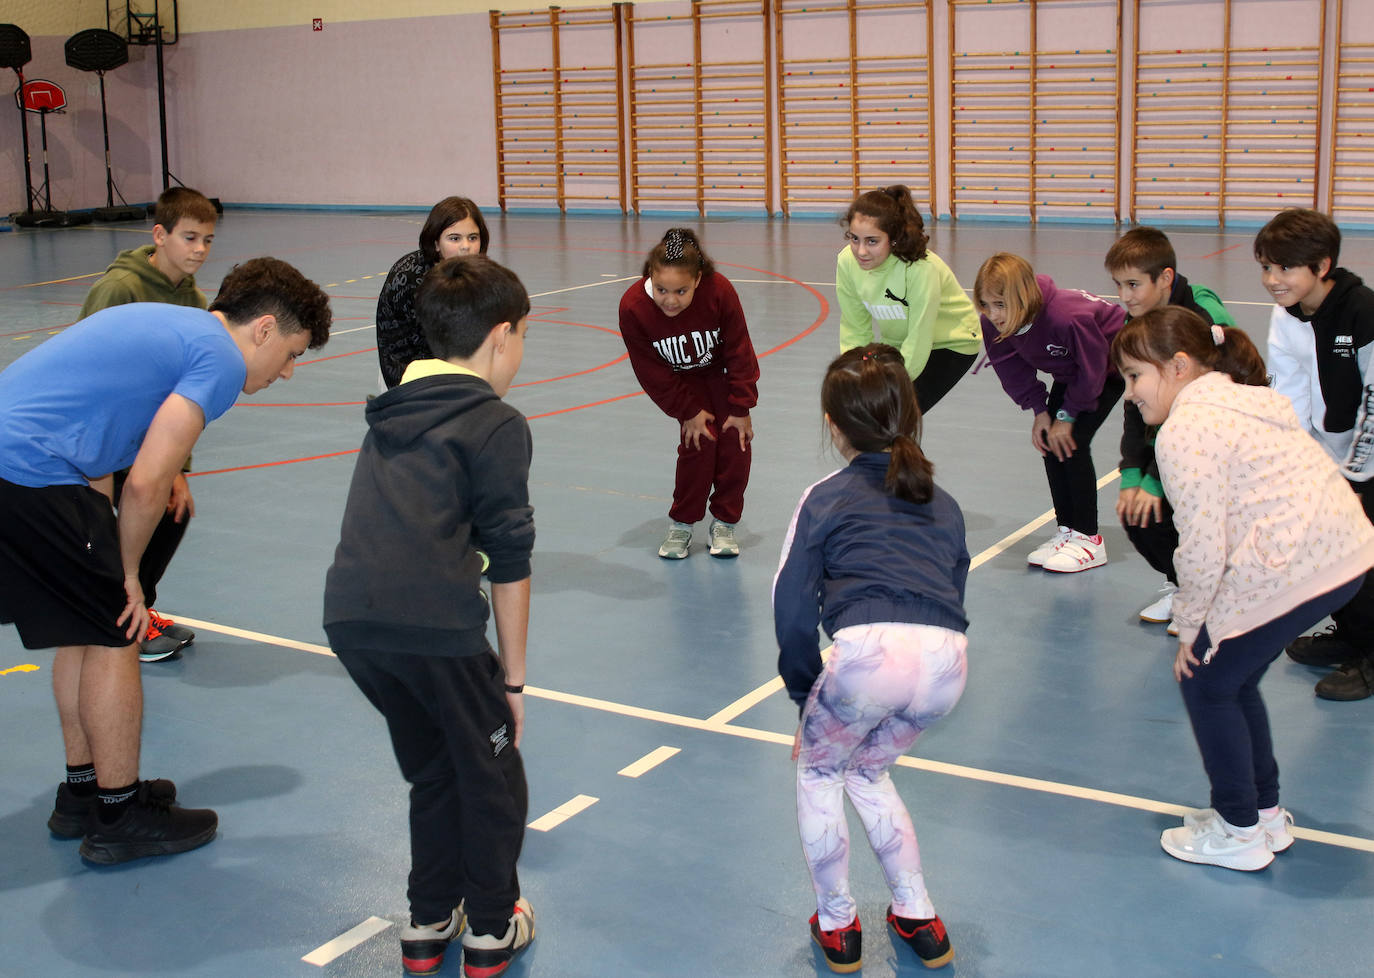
[1124,497,1179,584]
[1333,479,1374,655]
[1043,375,1126,537]
[335,648,528,934]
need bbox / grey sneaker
[658,524,692,559]
[708,520,739,558]
[461,898,534,978]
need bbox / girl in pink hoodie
[1112,307,1374,871]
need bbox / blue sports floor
[2,211,1374,977]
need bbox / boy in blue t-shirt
[0,257,331,866]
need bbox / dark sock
[96,782,139,825]
[65,764,97,796]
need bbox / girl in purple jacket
[974,253,1126,573]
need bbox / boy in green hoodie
[79,187,219,662]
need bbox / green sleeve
[1119,466,1143,490]
[1189,284,1235,327]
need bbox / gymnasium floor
[2,210,1374,978]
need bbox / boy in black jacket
[1105,227,1235,630]
[324,255,536,977]
[1257,208,1374,701]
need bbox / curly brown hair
[210,258,332,349]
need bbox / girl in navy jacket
[774,343,968,974]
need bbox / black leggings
[1043,376,1126,537]
[913,349,978,413]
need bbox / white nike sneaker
[1162,809,1273,871]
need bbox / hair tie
[1211,324,1226,346]
[663,229,686,261]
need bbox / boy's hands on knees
[722,413,753,451]
[682,409,717,450]
[1117,487,1163,528]
[118,573,148,641]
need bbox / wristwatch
[1054,409,1075,424]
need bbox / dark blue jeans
[1180,575,1363,826]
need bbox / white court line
[330,323,377,335]
[168,614,1374,853]
[168,615,334,657]
[528,793,599,831]
[302,915,393,966]
[529,275,639,298]
[618,746,681,778]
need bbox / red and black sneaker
[400,905,465,976]
[886,906,954,969]
[809,912,862,974]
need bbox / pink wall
[3,11,498,215]
[2,35,162,215]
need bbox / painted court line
[618,746,681,778]
[302,915,393,966]
[528,793,599,831]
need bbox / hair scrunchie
[1211,323,1226,346]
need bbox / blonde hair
[973,253,1044,341]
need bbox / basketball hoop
[16,79,65,112]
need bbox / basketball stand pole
[7,64,47,226]
[92,68,143,221]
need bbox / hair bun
[664,228,687,261]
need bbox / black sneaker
[809,912,862,974]
[1286,625,1358,667]
[400,904,465,976]
[462,898,534,978]
[78,782,215,864]
[48,778,177,838]
[887,906,954,969]
[1315,657,1374,702]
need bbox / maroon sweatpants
[669,371,751,525]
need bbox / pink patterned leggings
[797,622,967,930]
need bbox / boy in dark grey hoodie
[323,255,536,978]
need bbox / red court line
[1197,243,1245,259]
[191,264,828,477]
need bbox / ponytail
[822,344,936,505]
[1111,308,1268,387]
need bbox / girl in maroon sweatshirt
[619,228,760,559]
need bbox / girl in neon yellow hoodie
[836,186,981,411]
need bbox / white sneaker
[1167,620,1180,637]
[1260,807,1295,852]
[1139,582,1176,623]
[658,523,692,559]
[1042,531,1107,573]
[461,897,534,976]
[708,520,739,558]
[1162,809,1274,871]
[1184,806,1294,853]
[1027,526,1072,566]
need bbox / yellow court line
[618,746,681,778]
[15,271,102,289]
[164,613,1374,854]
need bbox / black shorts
[0,477,130,649]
